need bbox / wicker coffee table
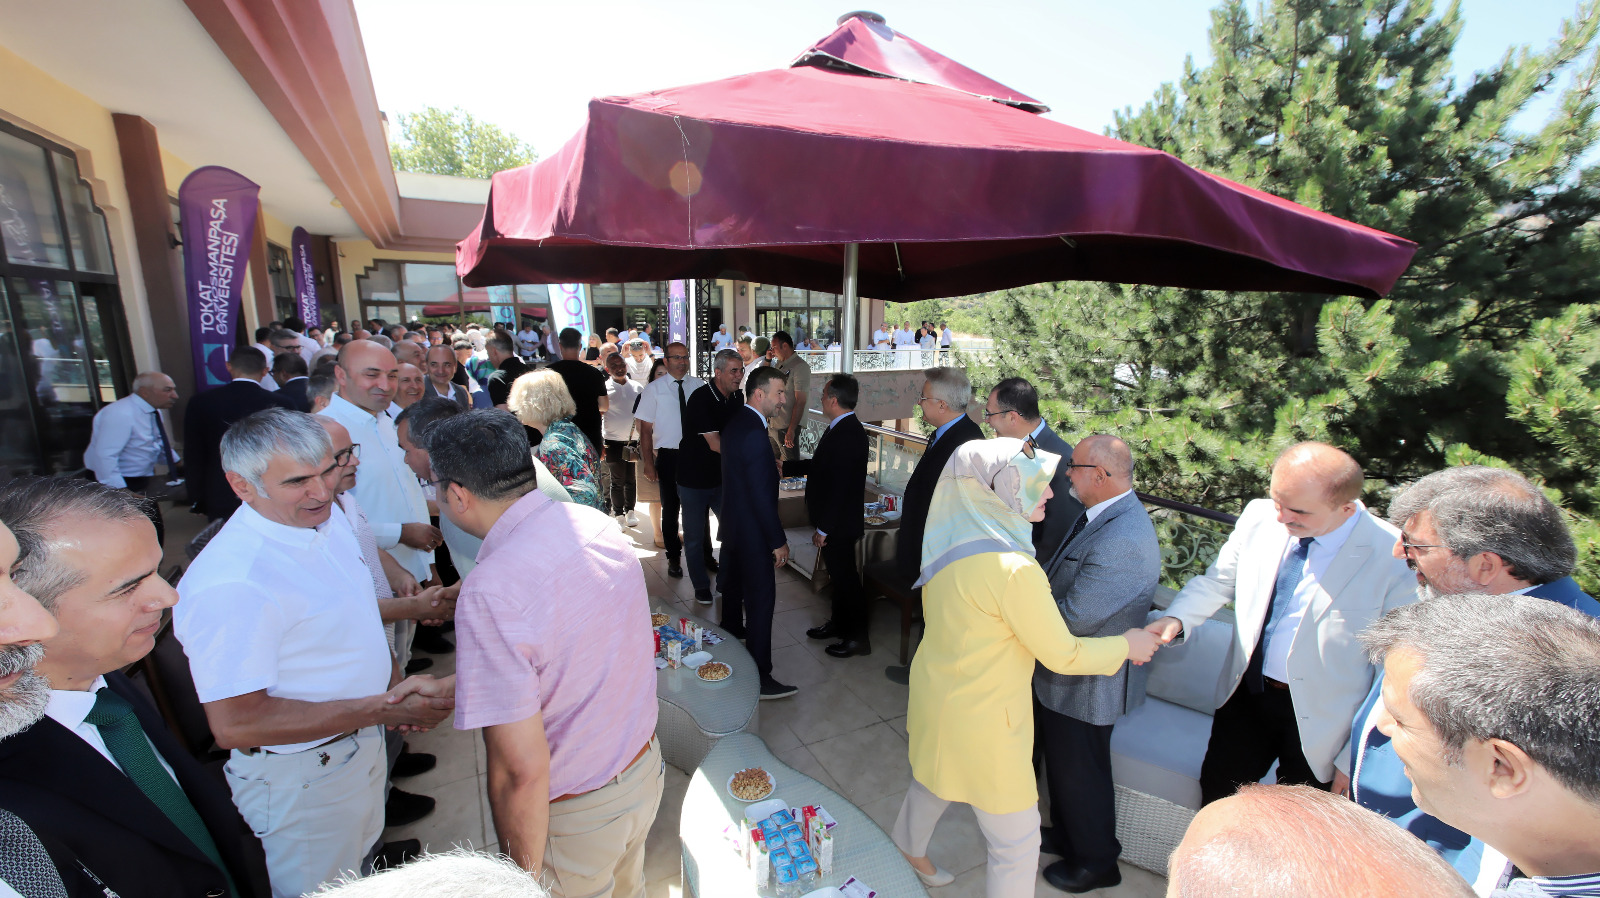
[654,607,761,773]
[681,733,927,898]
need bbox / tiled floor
[160,501,1165,898]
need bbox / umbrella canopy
[458,23,1415,301]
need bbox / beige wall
[331,239,454,326]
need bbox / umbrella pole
[841,242,859,375]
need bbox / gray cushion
[1143,610,1234,714]
[1110,697,1213,810]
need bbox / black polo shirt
[486,355,529,408]
[548,359,608,453]
[678,381,742,489]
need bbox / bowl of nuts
[727,766,776,802]
[696,661,732,682]
[650,612,670,627]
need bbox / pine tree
[967,0,1600,590]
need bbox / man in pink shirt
[425,409,661,898]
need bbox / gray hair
[307,372,337,406]
[366,334,394,350]
[222,408,332,491]
[395,397,464,451]
[1387,466,1575,585]
[1171,785,1474,897]
[131,371,168,392]
[0,477,148,611]
[427,410,538,502]
[922,366,972,412]
[310,848,546,897]
[713,348,742,371]
[508,370,575,429]
[1361,593,1600,804]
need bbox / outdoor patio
[376,513,1170,898]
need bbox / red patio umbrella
[458,14,1416,362]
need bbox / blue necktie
[152,410,177,474]
[1246,536,1314,694]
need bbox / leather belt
[552,739,653,803]
[240,729,357,756]
[1264,677,1291,691]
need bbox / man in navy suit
[270,352,311,412]
[882,366,983,684]
[788,374,872,657]
[183,348,294,521]
[0,478,264,897]
[982,377,1086,561]
[718,366,797,700]
[1351,465,1598,890]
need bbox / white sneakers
[625,510,640,528]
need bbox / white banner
[547,284,592,340]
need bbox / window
[267,243,294,322]
[0,121,126,475]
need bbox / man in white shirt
[711,323,734,350]
[633,342,704,579]
[625,339,654,384]
[0,477,264,897]
[603,353,644,526]
[83,370,180,496]
[250,327,281,392]
[282,317,320,366]
[515,324,540,360]
[176,410,453,898]
[319,342,440,591]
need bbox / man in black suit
[271,352,311,412]
[882,366,983,684]
[183,347,293,521]
[718,366,797,700]
[0,477,263,898]
[983,377,1085,561]
[547,327,610,456]
[788,374,872,657]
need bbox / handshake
[1119,616,1184,666]
[379,673,457,733]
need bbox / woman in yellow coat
[891,438,1159,898]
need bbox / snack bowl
[650,612,670,627]
[727,767,777,802]
[696,661,733,682]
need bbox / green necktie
[85,688,239,896]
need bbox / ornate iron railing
[798,411,1237,587]
[792,347,993,374]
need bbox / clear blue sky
[355,0,1591,158]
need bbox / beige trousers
[891,776,1042,898]
[544,738,665,898]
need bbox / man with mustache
[0,478,265,897]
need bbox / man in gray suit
[983,378,1086,561]
[1032,434,1160,893]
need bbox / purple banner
[668,279,688,345]
[179,166,260,389]
[291,226,318,327]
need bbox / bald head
[1168,785,1473,898]
[1273,441,1363,503]
[334,340,399,414]
[1066,434,1134,508]
[392,340,425,367]
[1268,442,1363,538]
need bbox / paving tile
[886,716,908,740]
[772,744,844,794]
[768,643,832,688]
[398,727,479,792]
[773,606,830,645]
[753,709,802,755]
[760,678,882,745]
[386,772,486,854]
[838,660,911,719]
[808,722,912,807]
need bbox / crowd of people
[1,318,1595,898]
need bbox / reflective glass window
[53,153,114,273]
[0,130,69,269]
[591,283,624,306]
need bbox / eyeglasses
[1400,539,1447,555]
[334,444,361,467]
[918,394,945,406]
[666,354,689,361]
[982,407,1016,420]
[1064,463,1103,473]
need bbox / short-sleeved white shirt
[631,373,705,450]
[175,502,391,752]
[603,376,644,441]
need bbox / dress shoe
[373,838,420,871]
[1042,860,1121,893]
[806,620,840,640]
[703,555,719,573]
[384,788,435,827]
[884,664,911,685]
[411,628,454,655]
[825,639,871,658]
[913,863,955,887]
[759,679,798,700]
[695,589,715,605]
[667,558,684,578]
[403,657,433,675]
[391,749,437,779]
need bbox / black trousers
[1198,682,1330,806]
[1038,704,1120,871]
[822,535,866,639]
[604,439,636,513]
[655,448,683,558]
[718,539,776,682]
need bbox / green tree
[389,106,536,178]
[964,0,1600,582]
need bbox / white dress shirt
[894,329,917,346]
[603,376,644,441]
[632,374,706,450]
[175,502,391,753]
[289,329,319,365]
[82,393,177,488]
[941,327,953,347]
[251,343,281,392]
[319,394,434,582]
[872,328,890,347]
[45,675,178,782]
[1082,488,1136,525]
[338,491,399,655]
[1261,505,1366,682]
[626,354,654,385]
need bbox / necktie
[1063,513,1088,547]
[85,689,237,895]
[152,410,177,475]
[1246,536,1315,694]
[0,808,67,898]
[676,379,688,431]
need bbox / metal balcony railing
[791,346,994,374]
[797,410,1237,588]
